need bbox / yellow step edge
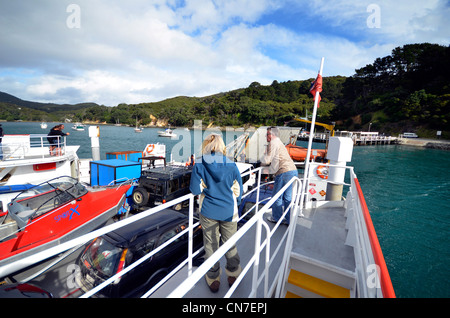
[285,291,302,298]
[288,269,350,298]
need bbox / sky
[0,0,449,106]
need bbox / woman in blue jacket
[190,133,243,293]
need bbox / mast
[302,57,324,205]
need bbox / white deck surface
[293,205,355,272]
[151,204,355,298]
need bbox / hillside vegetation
[1,43,449,138]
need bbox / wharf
[303,130,450,149]
[353,135,398,146]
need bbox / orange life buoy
[146,144,154,154]
[316,165,328,179]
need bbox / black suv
[76,210,203,298]
[131,166,192,210]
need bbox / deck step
[287,269,350,298]
[285,291,302,298]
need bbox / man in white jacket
[260,127,298,225]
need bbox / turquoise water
[2,122,449,298]
[351,145,450,298]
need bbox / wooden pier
[331,131,399,146]
[298,131,399,146]
[297,129,448,149]
[353,135,399,146]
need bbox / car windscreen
[86,238,123,277]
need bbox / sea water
[2,122,449,298]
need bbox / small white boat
[40,122,47,129]
[134,118,143,133]
[158,126,177,138]
[72,123,85,131]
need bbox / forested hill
[334,43,450,137]
[1,43,449,138]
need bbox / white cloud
[0,0,448,105]
[290,0,450,44]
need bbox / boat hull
[286,144,327,161]
[0,184,131,277]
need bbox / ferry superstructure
[0,134,82,211]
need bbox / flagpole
[302,57,324,204]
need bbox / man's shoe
[267,215,289,225]
[205,269,221,293]
[226,265,242,287]
[208,280,220,293]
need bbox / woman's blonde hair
[202,133,226,155]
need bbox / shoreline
[398,138,450,150]
[4,120,450,150]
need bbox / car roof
[104,210,187,247]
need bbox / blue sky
[0,0,449,105]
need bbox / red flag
[309,74,322,107]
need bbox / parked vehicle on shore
[402,132,418,138]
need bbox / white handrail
[0,191,192,279]
[0,134,67,160]
[1,160,390,298]
[168,176,302,298]
[300,161,390,297]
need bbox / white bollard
[89,126,100,161]
[325,137,353,201]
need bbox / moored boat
[0,176,131,276]
[72,123,85,131]
[0,134,81,211]
[285,143,327,162]
[158,126,177,138]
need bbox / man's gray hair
[267,126,279,137]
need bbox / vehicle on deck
[131,165,193,210]
[131,162,256,211]
[76,210,203,298]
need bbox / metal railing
[297,161,395,298]
[0,162,394,298]
[79,165,302,298]
[0,134,67,161]
[77,165,301,298]
[349,171,395,298]
[168,169,302,298]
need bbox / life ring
[146,144,154,154]
[316,165,328,179]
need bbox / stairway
[284,254,355,298]
[282,202,357,298]
[286,269,350,298]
